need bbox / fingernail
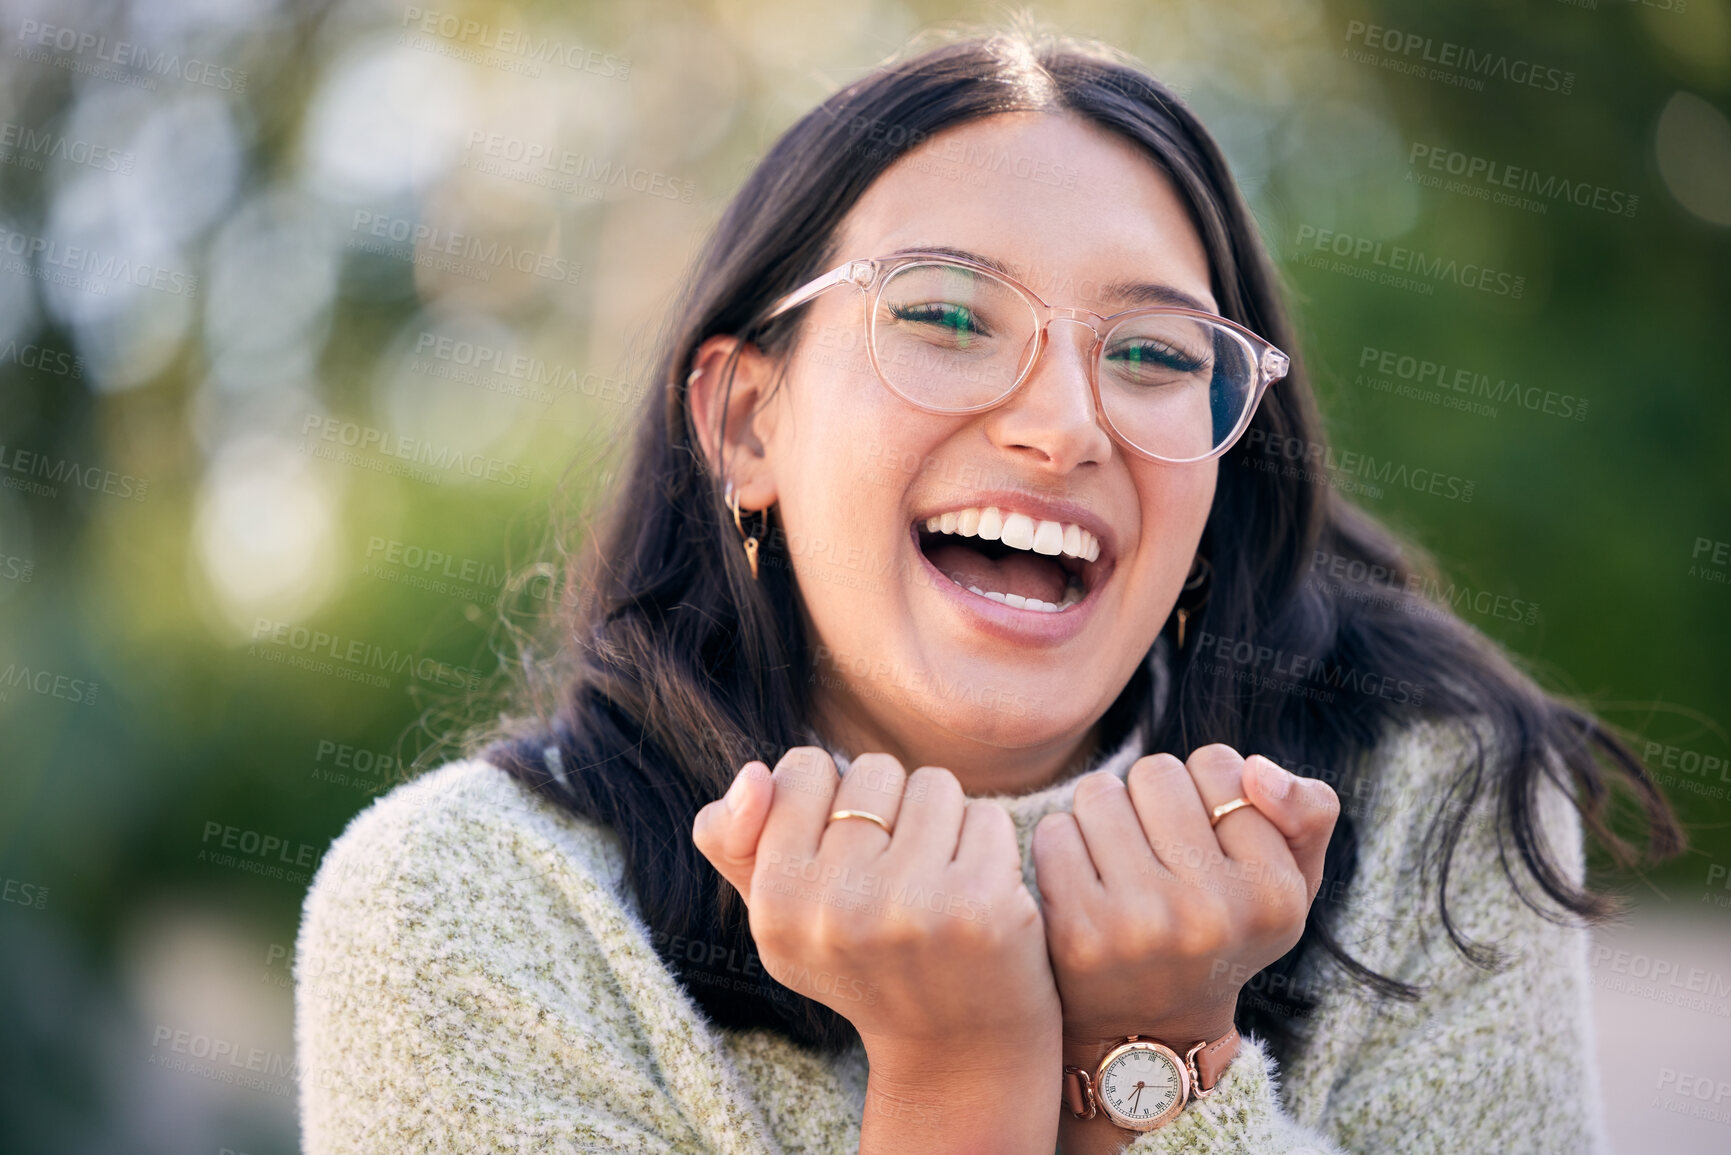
[724,765,752,814]
[1255,756,1293,801]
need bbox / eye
[1105,337,1209,375]
[888,301,990,343]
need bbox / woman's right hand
[692,747,1063,1151]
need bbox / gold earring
[1174,554,1212,648]
[724,481,761,581]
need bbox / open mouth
[915,506,1105,614]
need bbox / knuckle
[776,745,837,783]
[690,809,718,853]
[907,765,963,807]
[812,904,871,953]
[1061,922,1115,974]
[962,798,1015,845]
[1308,779,1342,823]
[1127,753,1185,790]
[1255,875,1309,927]
[1035,809,1076,837]
[847,752,907,797]
[1245,894,1289,936]
[1031,813,1076,866]
[1072,770,1126,808]
[944,901,999,946]
[1172,914,1227,959]
[1188,743,1246,774]
[749,896,793,947]
[885,913,931,951]
[1116,914,1168,959]
[785,751,837,775]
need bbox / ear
[686,334,781,511]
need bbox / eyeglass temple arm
[764,260,877,321]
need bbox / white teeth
[959,580,1085,613]
[1062,523,1082,557]
[919,505,1103,563]
[976,506,1003,541]
[1000,512,1035,550]
[1032,520,1064,556]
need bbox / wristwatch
[1061,1026,1240,1131]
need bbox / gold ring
[1209,797,1253,828]
[828,809,893,835]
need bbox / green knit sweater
[295,718,1608,1153]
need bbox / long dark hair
[480,29,1680,1057]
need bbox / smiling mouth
[915,506,1103,614]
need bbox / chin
[913,687,1102,760]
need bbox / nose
[981,318,1113,473]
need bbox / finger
[888,765,966,867]
[692,761,773,901]
[759,746,840,863]
[953,798,1019,873]
[1031,811,1104,908]
[1185,744,1288,870]
[951,801,1023,927]
[819,752,907,858]
[1068,771,1160,889]
[1243,755,1340,901]
[1122,753,1214,877]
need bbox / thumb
[691,761,773,904]
[1242,755,1339,903]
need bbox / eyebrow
[888,244,1216,315]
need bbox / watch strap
[1186,1025,1241,1097]
[1061,1065,1096,1119]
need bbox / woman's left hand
[1031,745,1340,1054]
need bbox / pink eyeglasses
[766,249,1289,464]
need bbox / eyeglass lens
[870,260,1258,461]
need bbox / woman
[295,29,1678,1154]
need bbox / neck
[810,692,1104,797]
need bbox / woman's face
[743,111,1219,791]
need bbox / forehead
[834,111,1218,316]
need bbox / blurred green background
[1,0,1727,1150]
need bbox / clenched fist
[693,748,1068,1152]
[1033,745,1340,1054]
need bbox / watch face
[1097,1041,1187,1130]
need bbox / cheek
[765,374,949,625]
[1141,462,1217,536]
[1127,463,1217,589]
[779,362,955,509]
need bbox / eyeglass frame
[762,251,1291,465]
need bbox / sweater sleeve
[1108,720,1607,1155]
[294,762,782,1155]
